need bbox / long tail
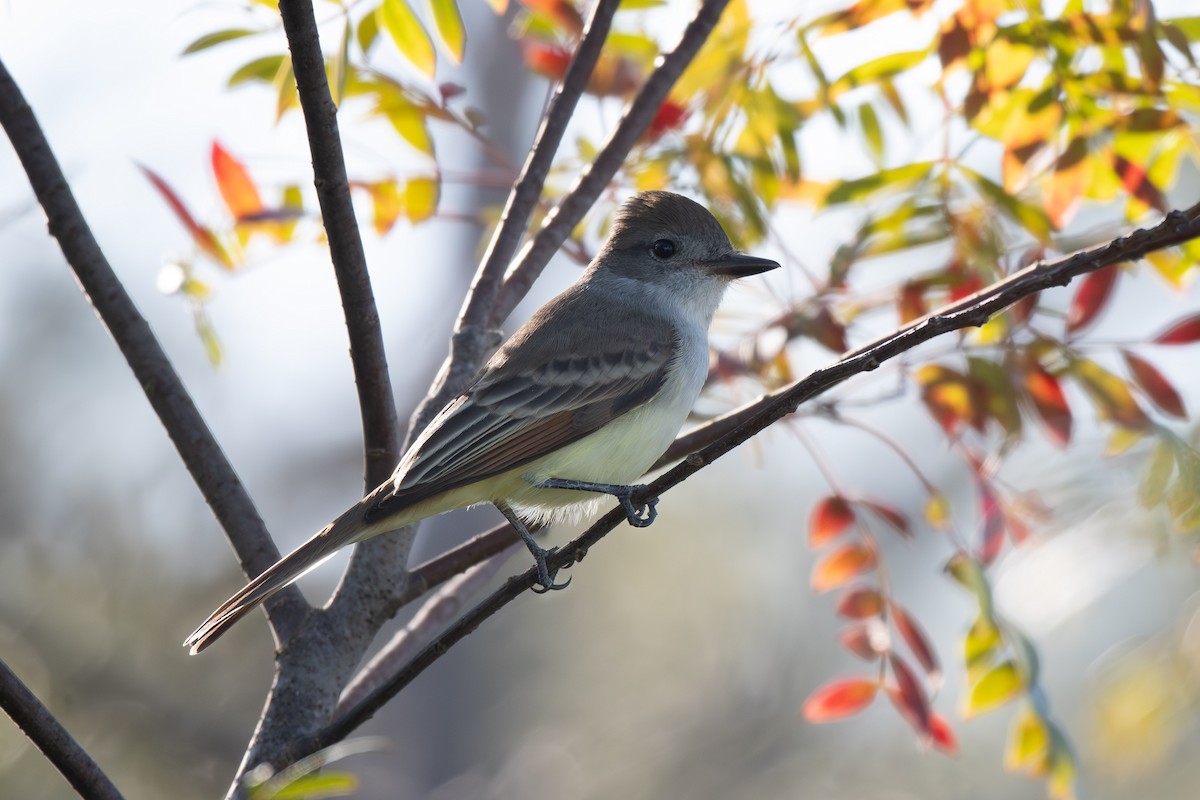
[184,491,397,654]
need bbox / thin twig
[0,57,305,637]
[493,0,732,324]
[279,0,401,487]
[410,0,623,436]
[0,657,125,800]
[297,202,1200,754]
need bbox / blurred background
[1,0,1199,798]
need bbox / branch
[297,201,1200,754]
[279,0,401,487]
[492,0,731,324]
[409,0,623,435]
[0,57,305,636]
[0,657,124,800]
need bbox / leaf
[825,161,935,205]
[960,166,1053,241]
[1066,265,1119,335]
[1005,705,1051,775]
[836,586,883,619]
[964,615,1001,675]
[1153,313,1200,344]
[858,102,884,163]
[269,771,359,799]
[357,180,404,235]
[925,494,951,529]
[139,165,233,268]
[229,55,286,87]
[888,653,932,735]
[978,481,1006,566]
[890,602,939,679]
[945,553,992,615]
[1139,439,1175,508]
[404,177,439,222]
[811,543,876,592]
[802,677,878,722]
[1122,351,1186,417]
[808,495,855,547]
[964,660,1023,718]
[429,0,466,63]
[929,712,959,757]
[1022,360,1072,446]
[1112,152,1167,213]
[918,364,983,434]
[860,499,911,537]
[211,141,264,221]
[384,102,435,156]
[839,622,886,660]
[1071,358,1151,431]
[183,28,258,55]
[967,356,1022,438]
[380,0,437,77]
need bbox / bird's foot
[529,545,572,593]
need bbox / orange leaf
[1072,357,1151,431]
[888,653,932,735]
[521,41,570,80]
[839,623,885,660]
[898,281,927,324]
[1022,360,1072,446]
[1066,265,1119,334]
[1153,314,1200,345]
[211,140,264,221]
[809,495,855,547]
[802,677,878,722]
[889,601,940,678]
[139,165,233,267]
[837,586,883,619]
[812,543,876,592]
[918,364,984,434]
[640,99,690,143]
[1122,350,1186,418]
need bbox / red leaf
[860,500,911,538]
[837,586,883,619]
[887,654,932,736]
[1122,350,1186,418]
[809,495,855,547]
[899,281,927,324]
[889,602,940,678]
[640,99,690,143]
[802,677,878,722]
[1066,265,1119,334]
[978,481,1006,566]
[839,623,885,660]
[929,712,959,756]
[1112,153,1167,212]
[811,543,877,593]
[1153,314,1200,345]
[139,165,233,267]
[522,42,571,80]
[211,140,264,221]
[1022,361,1072,446]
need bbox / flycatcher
[185,191,780,653]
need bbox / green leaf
[825,161,935,205]
[183,28,258,55]
[268,772,358,800]
[380,0,437,77]
[945,552,993,616]
[1139,439,1175,508]
[229,55,286,87]
[859,103,884,164]
[329,18,351,106]
[965,660,1023,718]
[429,0,466,63]
[829,48,931,98]
[960,166,1053,241]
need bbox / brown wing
[365,286,678,520]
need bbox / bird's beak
[701,251,781,279]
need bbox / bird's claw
[530,546,572,593]
[617,485,658,528]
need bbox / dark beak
[702,251,781,279]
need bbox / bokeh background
[2,1,1199,798]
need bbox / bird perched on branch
[185,190,780,654]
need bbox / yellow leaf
[385,102,434,156]
[925,494,950,529]
[1139,439,1175,508]
[964,660,1023,718]
[1105,426,1145,456]
[363,180,403,235]
[1071,358,1151,431]
[404,177,439,223]
[1005,705,1050,775]
[964,614,1001,677]
[380,0,436,77]
[429,0,466,63]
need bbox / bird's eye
[651,239,677,259]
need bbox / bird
[185,190,780,653]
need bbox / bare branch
[299,202,1200,753]
[0,657,124,800]
[411,0,623,435]
[493,0,732,324]
[279,0,401,488]
[0,56,305,638]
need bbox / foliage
[137,0,1200,797]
